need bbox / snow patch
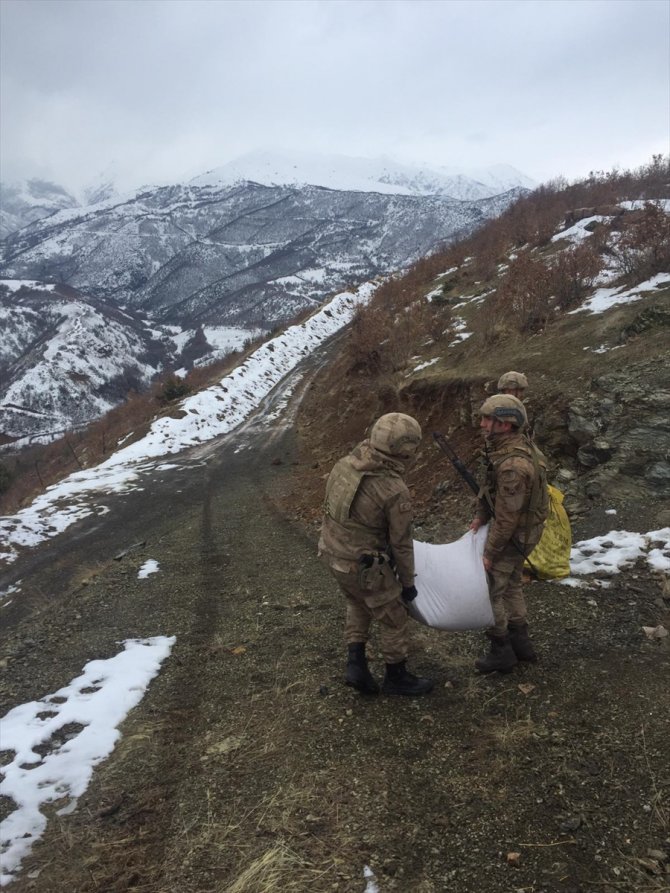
[0,637,175,886]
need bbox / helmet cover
[370,412,422,459]
[479,394,528,428]
[497,371,528,392]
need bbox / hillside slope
[286,169,670,535]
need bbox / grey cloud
[1,0,667,193]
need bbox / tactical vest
[324,456,386,534]
[483,436,549,540]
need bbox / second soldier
[318,413,434,696]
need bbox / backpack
[524,484,572,580]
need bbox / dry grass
[162,776,344,893]
[641,724,669,834]
[487,715,537,751]
[224,842,328,893]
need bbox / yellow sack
[525,485,572,580]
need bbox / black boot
[381,660,433,696]
[508,622,538,662]
[345,643,380,695]
[475,633,518,674]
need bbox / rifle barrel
[433,432,481,497]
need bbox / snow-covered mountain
[82,162,123,206]
[0,152,533,442]
[457,163,538,198]
[0,153,535,240]
[0,171,127,240]
[192,149,535,200]
[0,283,167,442]
[0,179,80,241]
[0,279,262,443]
[0,179,526,330]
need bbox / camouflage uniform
[475,430,548,636]
[318,439,413,664]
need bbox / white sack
[409,526,494,630]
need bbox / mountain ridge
[190,149,535,200]
[0,152,533,445]
[1,151,535,241]
[0,177,528,443]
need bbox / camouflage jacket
[475,431,548,563]
[318,440,415,586]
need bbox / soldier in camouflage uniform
[497,370,528,400]
[318,413,433,696]
[470,395,549,673]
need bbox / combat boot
[507,622,538,662]
[345,643,380,695]
[381,660,434,696]
[474,633,518,674]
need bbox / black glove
[401,585,418,603]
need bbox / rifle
[433,432,539,575]
[432,432,483,500]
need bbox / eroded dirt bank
[1,390,669,893]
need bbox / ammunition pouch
[358,552,394,591]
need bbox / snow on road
[0,282,376,566]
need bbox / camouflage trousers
[487,541,537,637]
[325,560,409,665]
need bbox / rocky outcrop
[533,359,670,514]
[564,205,626,227]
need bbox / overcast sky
[1,0,668,196]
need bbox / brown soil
[0,350,669,893]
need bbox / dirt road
[1,361,669,892]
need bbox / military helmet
[479,394,528,428]
[497,370,528,392]
[370,412,422,459]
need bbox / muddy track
[1,353,669,892]
[0,341,368,891]
[0,417,324,890]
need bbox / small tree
[157,374,190,404]
[0,461,12,496]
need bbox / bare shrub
[490,252,553,334]
[442,240,468,269]
[588,221,613,255]
[611,202,670,281]
[470,307,516,346]
[383,310,419,372]
[348,305,387,373]
[375,379,400,413]
[347,293,450,375]
[413,297,454,344]
[0,461,12,496]
[470,230,508,281]
[550,242,603,311]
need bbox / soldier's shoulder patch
[399,499,413,513]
